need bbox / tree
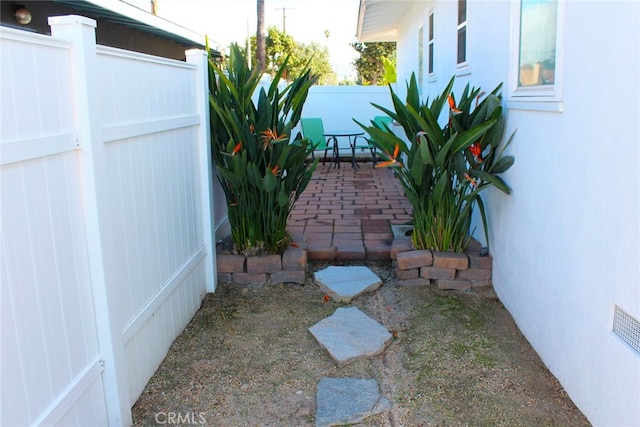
[256,0,266,73]
[264,26,296,75]
[291,41,334,85]
[351,42,396,85]
[249,27,334,84]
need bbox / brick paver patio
[287,162,413,260]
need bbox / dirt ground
[132,261,590,426]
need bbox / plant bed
[391,236,492,290]
[357,73,514,265]
[216,239,308,286]
[208,44,317,260]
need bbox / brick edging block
[216,246,307,285]
[397,250,433,270]
[391,236,493,291]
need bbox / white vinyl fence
[299,85,395,155]
[1,15,216,426]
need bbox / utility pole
[257,0,265,73]
[274,7,294,33]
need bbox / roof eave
[356,0,424,42]
[53,0,208,48]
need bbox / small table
[322,131,366,170]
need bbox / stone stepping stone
[308,307,392,367]
[315,377,391,427]
[314,266,382,302]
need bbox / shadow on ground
[133,261,590,426]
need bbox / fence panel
[96,46,209,405]
[0,28,108,426]
[1,21,214,425]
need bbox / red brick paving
[288,163,413,260]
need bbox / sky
[154,0,362,80]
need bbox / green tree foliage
[351,42,396,85]
[249,27,334,84]
[291,41,334,85]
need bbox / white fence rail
[1,15,215,426]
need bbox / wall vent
[612,305,640,355]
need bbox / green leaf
[490,155,515,174]
[469,169,512,194]
[433,173,449,201]
[217,167,241,187]
[454,152,467,180]
[277,183,289,207]
[410,145,425,183]
[263,168,278,192]
[418,133,435,165]
[430,76,455,116]
[246,163,261,187]
[435,133,457,167]
[450,119,497,154]
[416,106,445,147]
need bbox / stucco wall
[394,1,640,425]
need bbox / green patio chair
[300,117,335,165]
[351,133,376,168]
[365,115,393,167]
[373,115,393,129]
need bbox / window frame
[428,8,435,79]
[508,0,565,112]
[456,0,471,76]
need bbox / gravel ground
[132,261,590,426]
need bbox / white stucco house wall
[357,1,639,425]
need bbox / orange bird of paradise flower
[469,143,483,162]
[232,141,242,155]
[447,95,462,113]
[464,173,478,187]
[376,144,402,168]
[261,128,287,149]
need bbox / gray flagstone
[308,307,392,367]
[314,266,382,302]
[315,377,391,427]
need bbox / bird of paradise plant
[208,43,318,255]
[357,74,514,252]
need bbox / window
[428,10,435,75]
[509,0,564,112]
[518,0,557,87]
[457,0,467,65]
